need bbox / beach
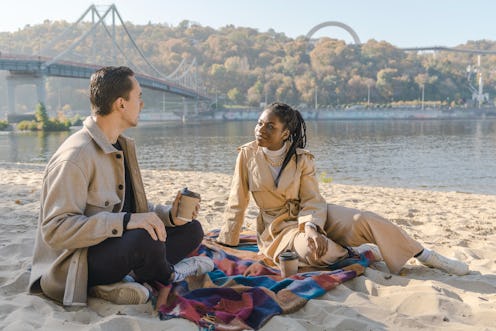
[1,162,495,330]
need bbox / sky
[0,0,494,48]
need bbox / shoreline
[138,107,496,122]
[6,107,491,124]
[0,165,495,330]
[2,161,495,197]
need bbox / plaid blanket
[153,230,373,330]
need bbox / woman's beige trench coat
[217,141,328,264]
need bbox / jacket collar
[240,140,308,156]
[241,140,312,191]
[253,141,297,191]
[83,116,118,154]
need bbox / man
[28,66,213,306]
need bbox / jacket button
[112,229,118,235]
[118,184,124,190]
[116,154,122,159]
[104,201,109,206]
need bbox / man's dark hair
[89,66,135,116]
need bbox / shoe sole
[90,283,149,305]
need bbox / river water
[1,118,495,195]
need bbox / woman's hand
[305,226,328,259]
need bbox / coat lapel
[252,145,297,193]
[253,147,277,191]
[275,154,297,192]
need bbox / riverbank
[310,107,496,120]
[4,107,495,128]
[139,107,496,122]
[0,164,495,330]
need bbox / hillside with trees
[1,20,495,113]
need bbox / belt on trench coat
[261,199,300,240]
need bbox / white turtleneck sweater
[262,143,287,180]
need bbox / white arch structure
[305,21,361,45]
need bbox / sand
[0,162,495,330]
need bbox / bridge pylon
[6,71,46,115]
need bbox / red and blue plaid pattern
[153,230,372,330]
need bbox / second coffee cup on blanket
[279,251,299,278]
[177,187,201,222]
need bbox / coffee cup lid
[279,251,298,260]
[181,187,201,199]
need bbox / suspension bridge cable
[42,5,114,67]
[40,4,204,95]
[89,7,148,74]
[166,58,187,80]
[40,4,96,55]
[111,5,171,80]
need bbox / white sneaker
[420,250,469,275]
[352,243,383,261]
[173,256,215,282]
[89,281,150,305]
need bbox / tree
[227,88,243,104]
[376,68,398,101]
[247,81,263,106]
[294,73,317,105]
[35,102,50,130]
[224,56,250,73]
[415,73,438,109]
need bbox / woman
[217,102,469,276]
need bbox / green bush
[17,103,71,132]
[16,120,39,131]
[0,120,9,131]
[318,172,333,184]
[70,115,83,126]
[45,119,71,131]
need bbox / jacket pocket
[85,191,121,215]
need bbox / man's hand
[170,190,200,226]
[305,226,328,259]
[126,212,166,241]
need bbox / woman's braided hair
[265,102,307,187]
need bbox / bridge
[305,21,496,55]
[400,46,496,55]
[0,4,210,117]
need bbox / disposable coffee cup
[279,251,299,278]
[176,187,201,222]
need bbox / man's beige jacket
[28,116,174,306]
